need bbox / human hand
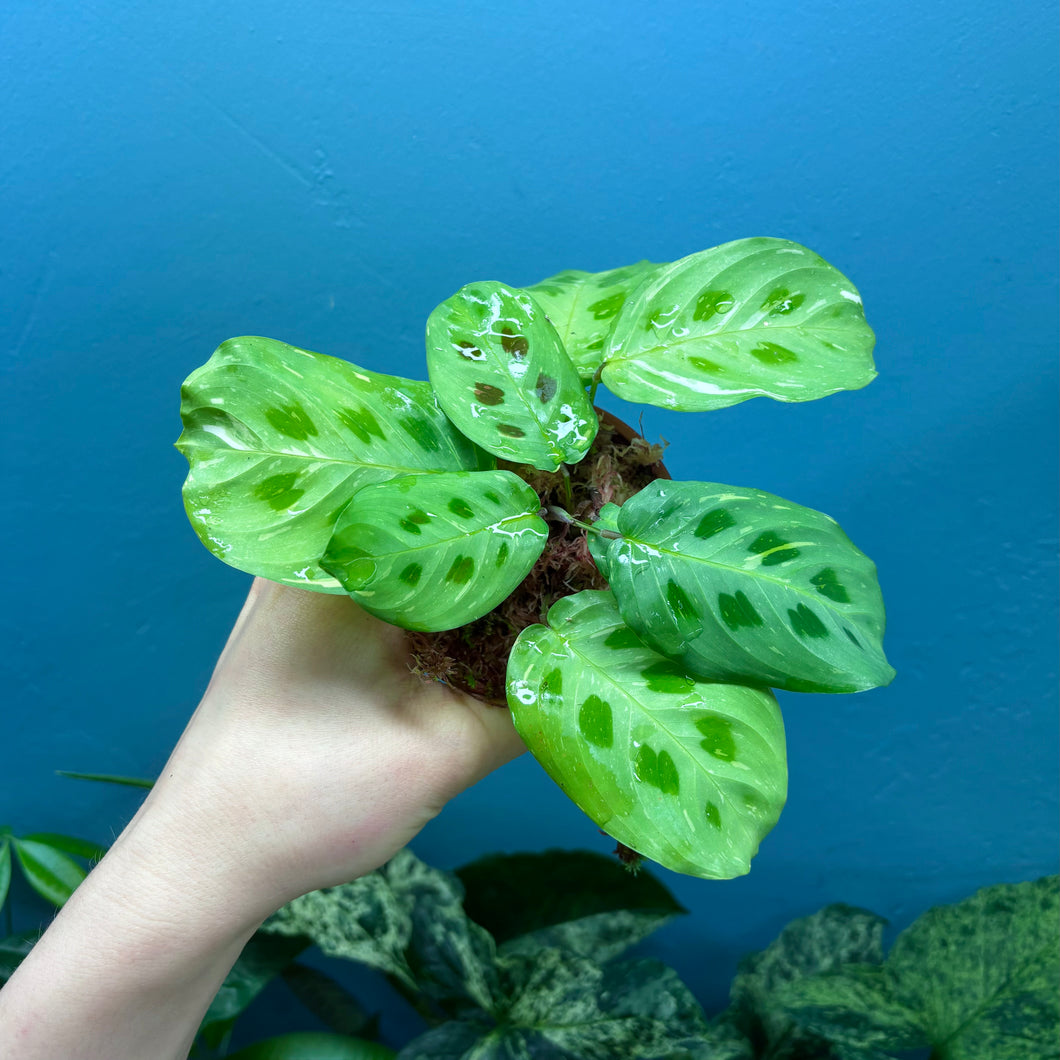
[0,578,525,1060]
[141,576,527,916]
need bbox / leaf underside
[600,237,877,411]
[593,480,894,694]
[507,590,787,880]
[425,280,598,471]
[177,336,492,592]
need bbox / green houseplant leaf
[400,950,712,1060]
[177,336,492,592]
[0,838,11,911]
[425,280,598,471]
[883,875,1059,1060]
[225,1033,395,1060]
[522,260,659,381]
[19,832,107,863]
[12,837,87,906]
[264,849,501,1017]
[201,931,312,1040]
[592,480,894,694]
[506,590,787,879]
[321,470,548,631]
[726,903,891,1059]
[599,237,876,411]
[456,849,686,962]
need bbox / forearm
[0,785,272,1060]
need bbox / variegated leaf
[522,260,658,381]
[425,281,598,471]
[596,481,895,694]
[600,238,877,411]
[507,590,787,880]
[321,470,547,632]
[177,336,492,592]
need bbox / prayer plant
[176,236,894,881]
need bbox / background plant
[177,237,897,882]
[4,802,1055,1059]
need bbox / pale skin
[0,578,525,1060]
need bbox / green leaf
[600,238,877,411]
[21,832,108,863]
[401,951,711,1060]
[321,470,548,632]
[884,875,1060,1059]
[727,903,890,1060]
[507,590,787,880]
[225,1033,396,1060]
[264,849,501,1015]
[596,480,895,694]
[522,260,659,381]
[0,841,10,911]
[457,849,685,962]
[281,962,378,1038]
[0,932,40,986]
[56,770,155,789]
[202,931,311,1033]
[12,837,87,906]
[263,865,417,990]
[773,964,923,1060]
[177,336,493,592]
[425,280,598,471]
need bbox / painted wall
[3,0,1057,1046]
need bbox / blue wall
[3,0,1057,1046]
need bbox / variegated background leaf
[600,238,877,411]
[320,470,548,632]
[177,336,492,592]
[522,260,658,381]
[593,481,895,693]
[425,280,597,471]
[507,590,787,880]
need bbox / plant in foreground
[3,826,1056,1060]
[177,237,895,879]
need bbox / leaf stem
[542,506,621,539]
[587,364,604,407]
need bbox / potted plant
[176,236,894,881]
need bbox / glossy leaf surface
[0,841,10,910]
[178,336,492,592]
[600,238,877,411]
[225,1033,395,1060]
[321,470,547,632]
[522,260,658,381]
[12,838,86,906]
[425,281,597,470]
[595,480,894,693]
[20,832,107,863]
[507,591,787,879]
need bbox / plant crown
[176,237,895,879]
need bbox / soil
[406,411,668,706]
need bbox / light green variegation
[594,480,894,693]
[506,590,787,880]
[522,260,659,381]
[177,336,492,592]
[600,238,877,411]
[321,470,548,632]
[424,281,598,471]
